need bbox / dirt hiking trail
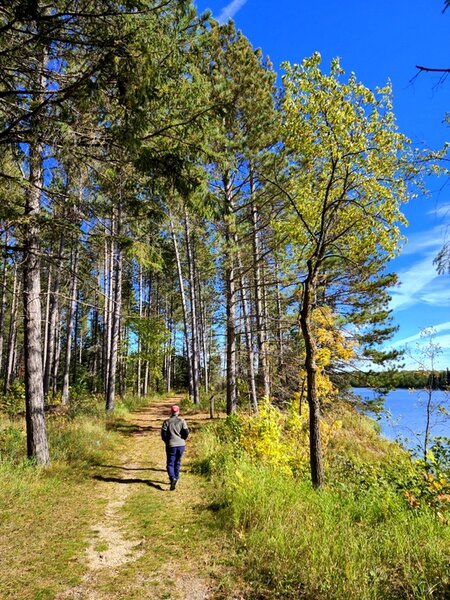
[57,396,244,600]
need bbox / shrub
[194,399,450,599]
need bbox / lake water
[353,387,450,449]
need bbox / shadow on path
[93,474,165,491]
[98,464,166,473]
[106,421,154,436]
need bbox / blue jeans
[166,446,185,481]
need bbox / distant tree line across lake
[347,369,450,390]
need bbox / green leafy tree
[279,54,423,487]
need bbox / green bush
[194,414,450,600]
[213,459,450,599]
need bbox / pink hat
[171,405,180,414]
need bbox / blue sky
[195,0,450,369]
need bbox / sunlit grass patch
[0,406,124,599]
[194,406,450,600]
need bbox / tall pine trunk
[23,138,49,464]
[5,264,20,391]
[137,263,143,396]
[103,231,113,394]
[224,173,237,414]
[61,247,79,404]
[42,266,52,380]
[44,235,63,397]
[184,210,200,405]
[170,213,193,399]
[0,238,8,376]
[106,205,123,411]
[250,169,270,399]
[237,250,258,412]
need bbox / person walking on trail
[161,405,189,491]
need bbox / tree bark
[237,250,258,412]
[44,235,64,397]
[184,210,200,405]
[170,213,193,399]
[106,205,123,411]
[23,138,50,464]
[299,265,324,488]
[42,266,52,382]
[5,264,20,391]
[61,247,79,405]
[0,238,8,376]
[137,263,143,396]
[250,168,270,399]
[274,255,285,374]
[103,231,112,394]
[224,173,237,415]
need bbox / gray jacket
[161,415,189,448]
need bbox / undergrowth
[193,400,450,600]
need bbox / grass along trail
[56,396,241,600]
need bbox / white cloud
[399,226,444,256]
[391,322,450,348]
[217,0,248,23]
[427,202,450,219]
[389,254,440,311]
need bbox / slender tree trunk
[61,247,79,404]
[224,173,237,415]
[274,255,284,374]
[0,238,8,376]
[91,270,102,393]
[165,297,173,393]
[184,210,200,405]
[42,266,52,375]
[73,289,80,382]
[137,263,143,396]
[237,250,258,412]
[44,235,63,397]
[5,264,20,391]
[300,266,324,488]
[106,204,123,411]
[197,284,209,394]
[103,231,113,394]
[250,168,270,399]
[52,322,61,397]
[143,361,149,396]
[170,213,193,399]
[118,321,125,399]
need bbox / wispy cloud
[389,254,440,312]
[385,324,450,370]
[390,322,450,347]
[427,202,450,219]
[217,0,248,24]
[399,226,444,256]
[387,225,450,312]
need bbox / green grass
[0,401,124,599]
[0,461,98,599]
[194,417,450,600]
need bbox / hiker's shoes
[170,479,177,491]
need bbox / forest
[1,2,449,599]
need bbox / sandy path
[56,397,239,600]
